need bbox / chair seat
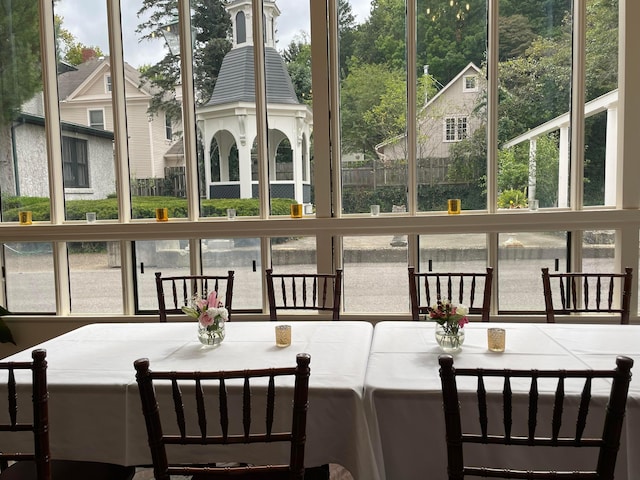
[0,460,136,480]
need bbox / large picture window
[0,0,637,330]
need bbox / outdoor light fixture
[155,14,197,57]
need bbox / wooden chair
[265,269,342,320]
[408,267,493,321]
[134,353,312,480]
[0,349,135,480]
[541,267,633,324]
[155,271,234,322]
[438,354,634,480]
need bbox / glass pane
[497,231,567,312]
[582,229,615,273]
[0,0,50,223]
[342,236,408,313]
[584,0,618,207]
[3,242,55,313]
[270,236,316,272]
[124,1,188,220]
[416,1,488,212]
[54,0,118,220]
[340,0,408,214]
[267,1,312,213]
[135,239,190,312]
[498,0,572,210]
[202,238,262,310]
[68,242,123,313]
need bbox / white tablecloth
[0,321,379,480]
[364,321,640,480]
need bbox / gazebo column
[604,106,618,206]
[558,125,570,208]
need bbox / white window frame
[443,115,468,142]
[88,109,105,130]
[1,0,639,325]
[462,74,478,92]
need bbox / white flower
[455,304,468,316]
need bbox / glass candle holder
[370,204,380,216]
[18,211,32,225]
[275,325,292,347]
[487,328,506,352]
[227,208,236,220]
[447,199,461,215]
[86,212,97,223]
[155,208,169,222]
[290,204,303,218]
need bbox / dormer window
[463,75,478,92]
[105,75,112,93]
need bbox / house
[375,62,483,182]
[56,55,179,192]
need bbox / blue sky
[55,0,371,68]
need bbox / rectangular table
[364,321,640,480]
[0,321,380,480]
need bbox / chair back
[265,269,342,320]
[0,349,50,480]
[134,353,311,480]
[155,271,234,322]
[438,354,634,480]
[541,267,633,324]
[408,267,493,321]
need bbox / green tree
[340,62,406,156]
[282,35,312,104]
[135,0,232,120]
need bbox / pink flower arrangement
[426,297,469,335]
[182,291,228,340]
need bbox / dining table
[364,321,640,480]
[0,321,380,480]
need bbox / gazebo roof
[207,45,299,106]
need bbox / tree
[135,0,232,120]
[281,35,312,104]
[340,62,407,156]
[55,16,104,65]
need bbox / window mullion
[407,0,417,216]
[570,0,586,210]
[486,0,499,214]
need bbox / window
[164,114,172,141]
[62,136,89,188]
[444,116,468,142]
[463,75,477,92]
[89,110,104,130]
[1,0,637,325]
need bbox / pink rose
[199,311,214,326]
[458,317,469,328]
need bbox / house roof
[206,46,299,106]
[57,56,153,101]
[16,113,115,139]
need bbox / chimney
[82,48,97,62]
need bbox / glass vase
[197,321,226,346]
[434,323,465,353]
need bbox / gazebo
[196,0,313,204]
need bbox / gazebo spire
[226,0,280,50]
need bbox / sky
[55,0,372,69]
